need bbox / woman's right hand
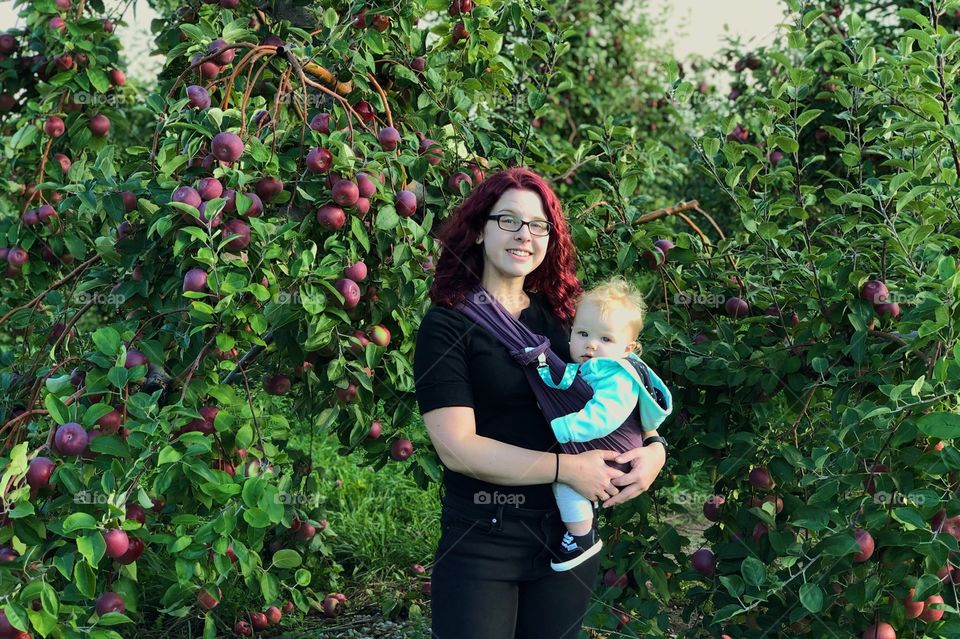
[559,450,624,502]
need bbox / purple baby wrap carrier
[454,286,667,473]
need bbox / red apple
[390,438,413,461]
[316,205,346,231]
[95,592,125,615]
[343,261,367,282]
[921,594,944,622]
[853,528,874,562]
[862,624,895,639]
[691,548,715,576]
[54,422,89,456]
[102,529,130,559]
[197,587,220,610]
[335,278,361,309]
[369,324,391,348]
[368,420,382,439]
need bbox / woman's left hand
[600,444,666,508]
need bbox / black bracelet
[554,452,560,482]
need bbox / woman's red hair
[428,167,582,323]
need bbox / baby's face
[569,301,637,363]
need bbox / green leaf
[92,327,122,357]
[171,536,192,553]
[259,572,279,603]
[158,446,182,465]
[741,556,765,587]
[295,568,312,586]
[917,412,960,439]
[77,531,106,566]
[3,603,28,632]
[243,508,271,528]
[44,394,69,425]
[204,612,217,639]
[323,7,338,28]
[375,205,400,231]
[62,512,99,533]
[618,175,638,200]
[272,549,302,569]
[796,109,823,129]
[799,583,824,613]
[74,560,97,598]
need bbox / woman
[413,167,667,639]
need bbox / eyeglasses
[486,214,553,237]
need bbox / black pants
[431,492,601,639]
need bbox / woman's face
[478,188,551,288]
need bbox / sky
[0,0,784,81]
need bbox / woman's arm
[423,406,625,501]
[600,428,667,508]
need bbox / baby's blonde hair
[577,276,647,342]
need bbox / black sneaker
[550,528,602,572]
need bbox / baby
[547,277,672,571]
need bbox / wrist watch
[642,435,669,453]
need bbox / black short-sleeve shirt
[413,292,572,509]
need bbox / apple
[368,420,382,439]
[172,186,202,209]
[860,280,889,304]
[410,57,426,72]
[55,53,73,71]
[642,247,665,269]
[44,116,65,138]
[89,114,111,137]
[223,219,250,250]
[335,383,358,403]
[335,278,361,309]
[691,548,715,576]
[751,522,768,543]
[378,126,401,151]
[447,172,473,193]
[310,112,331,133]
[725,297,750,319]
[449,0,474,16]
[921,594,944,622]
[418,138,443,165]
[208,38,235,65]
[7,247,28,267]
[390,438,413,461]
[343,261,367,282]
[182,268,208,293]
[264,374,292,395]
[396,190,417,217]
[603,568,628,589]
[125,348,149,369]
[211,132,244,164]
[54,153,71,174]
[653,239,674,256]
[196,177,222,201]
[234,620,252,636]
[703,495,724,522]
[96,592,125,615]
[54,422,89,456]
[186,85,210,109]
[49,16,67,31]
[126,503,146,525]
[306,147,333,173]
[876,302,901,319]
[321,596,340,617]
[109,68,126,87]
[332,179,360,207]
[26,457,55,489]
[451,22,469,44]
[901,587,925,619]
[356,173,377,198]
[249,612,269,630]
[296,522,316,542]
[0,547,18,562]
[369,324,391,348]
[409,563,426,575]
[861,624,896,639]
[256,176,284,202]
[749,467,774,490]
[354,100,375,123]
[103,529,130,559]
[853,528,874,562]
[197,587,220,610]
[316,205,347,231]
[265,606,282,625]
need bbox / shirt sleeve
[413,307,475,413]
[550,359,639,444]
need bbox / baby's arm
[550,361,638,444]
